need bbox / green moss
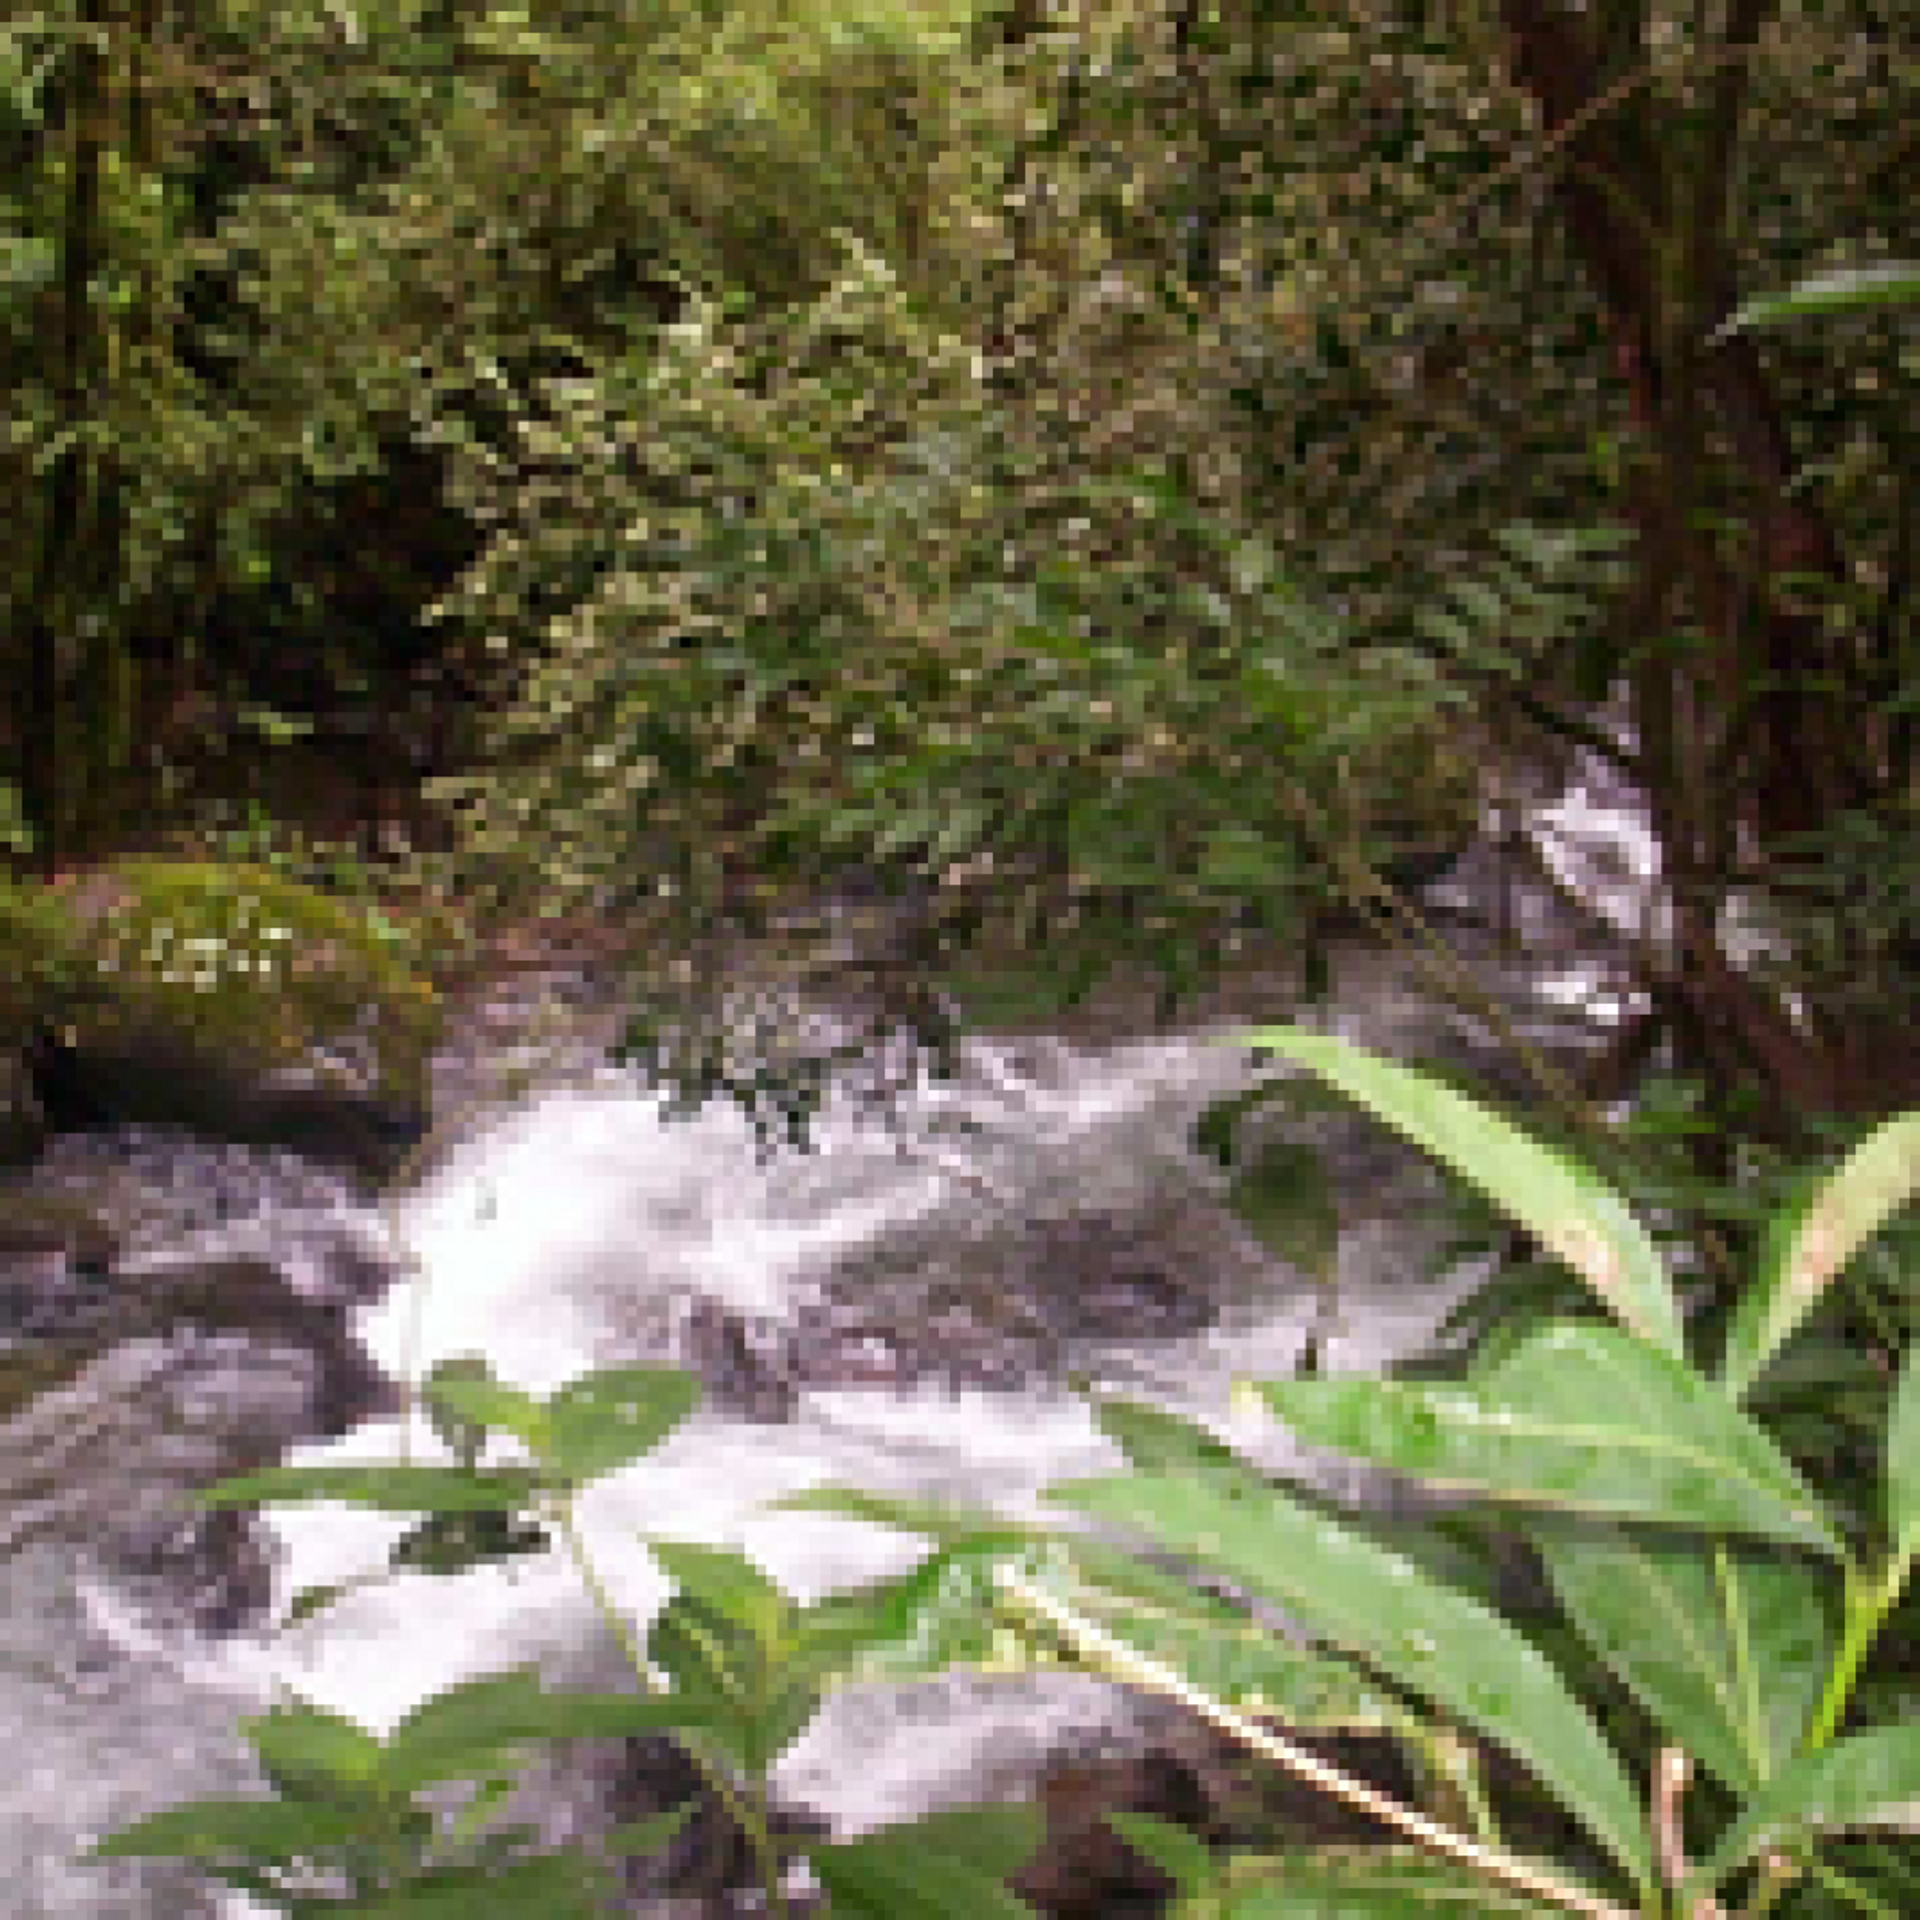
[22,857,444,1111]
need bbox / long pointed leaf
[1721,1112,1920,1403]
[1709,263,1920,342]
[188,1463,554,1514]
[1218,1031,1681,1354]
[1890,1342,1920,1552]
[1530,1521,1835,1796]
[1682,1724,1920,1904]
[1258,1322,1841,1556]
[1048,1471,1655,1902]
[1217,1847,1571,1914]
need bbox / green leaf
[644,1564,823,1778]
[1227,1139,1341,1282]
[84,1794,383,1863]
[188,1463,555,1514]
[1891,1342,1920,1553]
[1709,263,1920,341]
[1255,1321,1843,1556]
[996,1545,1407,1730]
[1216,1846,1568,1914]
[1047,1470,1656,1902]
[387,1508,551,1577]
[323,1848,615,1917]
[1682,1723,1920,1904]
[1090,1394,1265,1481]
[1218,1031,1681,1356]
[765,1484,1048,1550]
[244,1699,389,1800]
[600,1798,696,1857]
[1721,1111,1920,1403]
[785,1540,1066,1687]
[807,1809,1045,1919]
[422,1354,502,1467]
[1530,1521,1836,1795]
[645,1536,794,1653]
[1103,1810,1217,1893]
[377,1669,568,1792]
[889,1802,1049,1883]
[540,1365,702,1483]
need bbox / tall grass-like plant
[89,1033,1920,1915]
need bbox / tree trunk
[1496,0,1917,1122]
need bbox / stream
[3,744,1662,1917]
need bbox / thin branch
[996,1568,1638,1920]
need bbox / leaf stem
[1801,1537,1917,1754]
[993,1567,1637,1920]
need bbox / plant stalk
[994,1567,1638,1920]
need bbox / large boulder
[17,857,443,1184]
[23,1023,429,1186]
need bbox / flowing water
[2,748,1663,1917]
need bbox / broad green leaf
[808,1810,1044,1919]
[883,1802,1050,1883]
[997,1544,1407,1730]
[1721,1111,1920,1403]
[324,1848,615,1917]
[646,1536,793,1651]
[645,1574,823,1778]
[1048,1470,1655,1902]
[1709,263,1920,341]
[387,1508,550,1577]
[1103,1810,1216,1893]
[541,1366,703,1483]
[797,1540,1074,1685]
[378,1670,568,1791]
[1683,1723,1920,1904]
[244,1700,388,1797]
[1227,1139,1341,1282]
[600,1799,696,1857]
[84,1795,382,1862]
[1530,1521,1835,1795]
[1215,1846,1568,1914]
[188,1463,554,1514]
[766,1484,1049,1549]
[1891,1343,1920,1551]
[1255,1321,1843,1556]
[1090,1393,1268,1480]
[1218,1031,1681,1355]
[422,1354,503,1467]
[390,1672,724,1773]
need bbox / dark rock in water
[1013,1748,1215,1918]
[0,1048,47,1169]
[673,1294,800,1423]
[0,1243,403,1632]
[24,1023,428,1187]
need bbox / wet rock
[0,1190,123,1275]
[1012,1747,1214,1918]
[1010,1717,1424,1917]
[0,1252,402,1630]
[0,1046,47,1168]
[25,1022,428,1188]
[672,1294,800,1424]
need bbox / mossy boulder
[5,858,445,1181]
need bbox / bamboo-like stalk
[994,1565,1639,1920]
